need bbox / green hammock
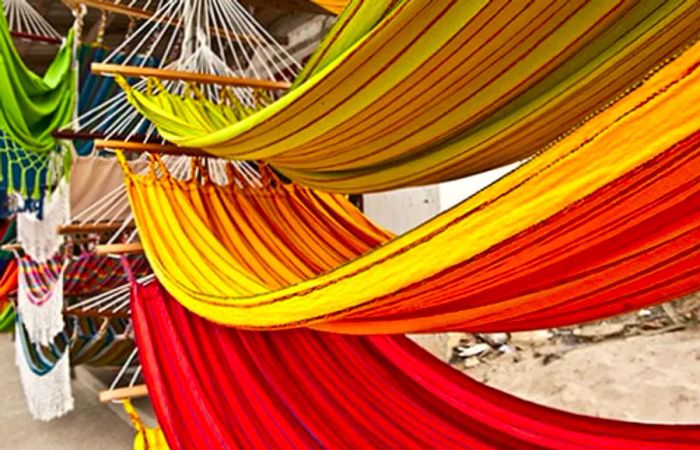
[0,0,75,202]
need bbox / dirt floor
[453,297,700,424]
[463,327,700,423]
[0,334,134,450]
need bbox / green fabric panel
[0,0,75,153]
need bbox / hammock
[65,0,299,155]
[0,0,74,210]
[122,41,700,333]
[14,312,134,421]
[11,155,148,421]
[17,315,134,374]
[132,282,700,449]
[120,0,700,192]
[13,249,146,422]
[12,249,146,422]
[123,399,169,450]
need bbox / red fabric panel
[133,282,700,449]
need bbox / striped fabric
[17,315,134,376]
[123,40,700,333]
[19,252,150,300]
[121,0,700,192]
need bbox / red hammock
[133,282,700,449]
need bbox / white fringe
[17,179,69,262]
[17,270,66,346]
[15,330,74,422]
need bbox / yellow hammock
[120,0,700,192]
[123,400,169,450]
[121,41,700,332]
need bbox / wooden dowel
[79,0,261,44]
[92,63,291,90]
[0,244,21,252]
[79,0,152,21]
[10,31,62,45]
[94,139,211,157]
[53,130,154,142]
[58,222,128,235]
[94,243,143,255]
[99,384,149,403]
[53,130,107,140]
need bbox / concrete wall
[363,163,523,360]
[363,186,441,234]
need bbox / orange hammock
[122,41,700,333]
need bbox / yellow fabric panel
[122,41,700,332]
[121,1,700,192]
[123,400,170,450]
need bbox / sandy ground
[463,327,700,424]
[0,334,134,450]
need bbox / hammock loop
[96,10,109,46]
[71,4,87,41]
[184,83,205,101]
[147,154,170,181]
[258,163,274,189]
[194,158,211,185]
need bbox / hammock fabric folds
[123,41,700,333]
[0,0,75,204]
[121,0,700,192]
[133,282,700,450]
[0,2,74,153]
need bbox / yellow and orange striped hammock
[121,41,700,333]
[119,0,700,192]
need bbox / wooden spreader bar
[99,384,149,403]
[92,63,291,90]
